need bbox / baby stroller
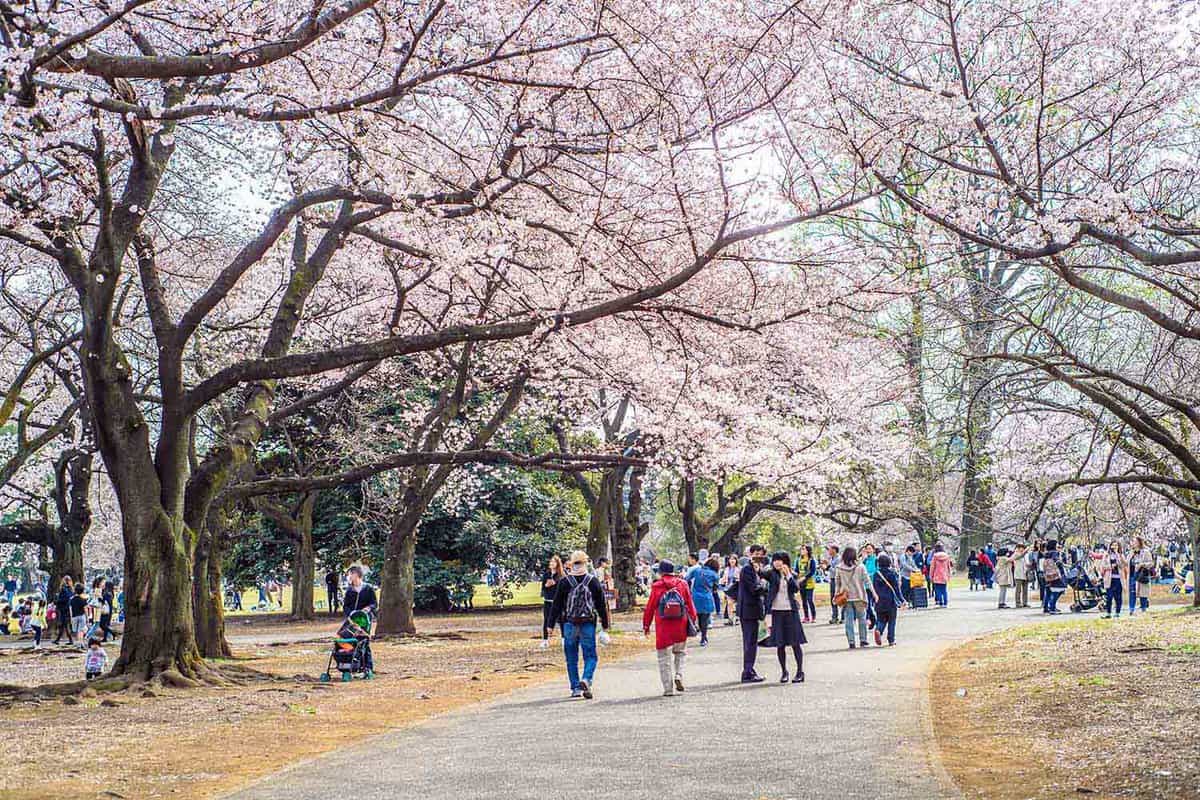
[320,609,375,682]
[1065,563,1103,613]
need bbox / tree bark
[585,471,618,562]
[290,494,317,620]
[192,508,233,659]
[613,467,645,610]
[113,506,206,680]
[378,504,422,635]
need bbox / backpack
[658,584,686,620]
[1043,556,1061,583]
[564,575,597,621]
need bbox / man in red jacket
[643,560,699,697]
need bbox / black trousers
[542,601,556,638]
[326,587,339,613]
[740,617,759,678]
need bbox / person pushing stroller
[321,566,378,682]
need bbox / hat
[658,560,675,575]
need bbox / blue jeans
[562,621,597,691]
[1044,584,1064,612]
[875,605,897,644]
[1105,579,1124,615]
[932,583,948,606]
[844,601,867,645]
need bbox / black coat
[764,570,800,613]
[736,562,766,621]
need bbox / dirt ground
[931,602,1200,800]
[0,608,651,800]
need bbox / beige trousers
[656,642,687,693]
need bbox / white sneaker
[539,639,549,649]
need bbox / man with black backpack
[549,550,611,699]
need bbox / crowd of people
[537,535,1198,700]
[1,574,120,652]
[538,540,950,699]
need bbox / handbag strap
[879,571,903,606]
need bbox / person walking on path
[967,549,982,591]
[871,554,904,646]
[796,545,817,623]
[324,570,340,614]
[52,577,74,645]
[549,550,611,699]
[835,547,876,649]
[28,599,45,649]
[825,545,842,625]
[982,543,997,588]
[737,545,768,682]
[1012,544,1031,608]
[1101,541,1129,619]
[540,555,566,647]
[928,544,953,607]
[1129,536,1153,614]
[994,549,1015,608]
[95,581,117,642]
[1040,541,1067,614]
[762,552,806,682]
[898,545,919,605]
[643,560,698,696]
[68,583,88,650]
[719,555,739,626]
[686,556,720,646]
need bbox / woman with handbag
[761,552,807,683]
[871,554,905,646]
[834,547,877,649]
[1130,536,1153,614]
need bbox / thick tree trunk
[113,507,206,680]
[192,522,232,659]
[290,499,316,620]
[960,448,993,564]
[613,467,646,610]
[44,535,84,607]
[377,505,421,635]
[586,471,618,563]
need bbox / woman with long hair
[540,554,566,646]
[720,554,739,625]
[834,547,876,649]
[797,545,817,623]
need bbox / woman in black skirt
[761,551,807,683]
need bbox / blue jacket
[688,566,720,614]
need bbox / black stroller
[320,609,375,682]
[1065,563,1103,613]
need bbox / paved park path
[228,588,1057,800]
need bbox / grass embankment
[932,599,1200,800]
[0,608,650,800]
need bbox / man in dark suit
[737,544,768,682]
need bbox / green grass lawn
[225,580,544,615]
